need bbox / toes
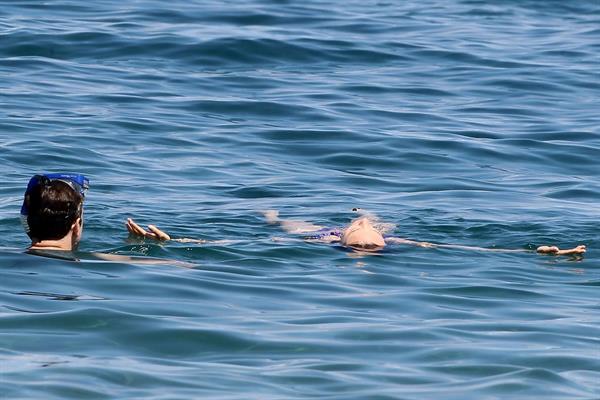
[263,210,279,224]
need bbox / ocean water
[1,0,600,398]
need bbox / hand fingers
[148,225,171,240]
[126,218,171,241]
[126,219,137,234]
[126,218,148,236]
[126,218,143,234]
[126,220,134,234]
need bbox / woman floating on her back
[126,209,586,256]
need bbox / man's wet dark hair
[24,176,83,241]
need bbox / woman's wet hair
[24,176,83,241]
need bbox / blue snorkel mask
[21,173,89,234]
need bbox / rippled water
[1,1,600,398]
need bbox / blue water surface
[1,0,600,398]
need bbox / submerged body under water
[1,0,600,399]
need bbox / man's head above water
[22,174,88,251]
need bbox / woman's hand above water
[126,218,171,241]
[536,244,586,256]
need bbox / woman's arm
[126,218,207,244]
[384,237,520,251]
[385,236,586,255]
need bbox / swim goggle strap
[20,173,90,233]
